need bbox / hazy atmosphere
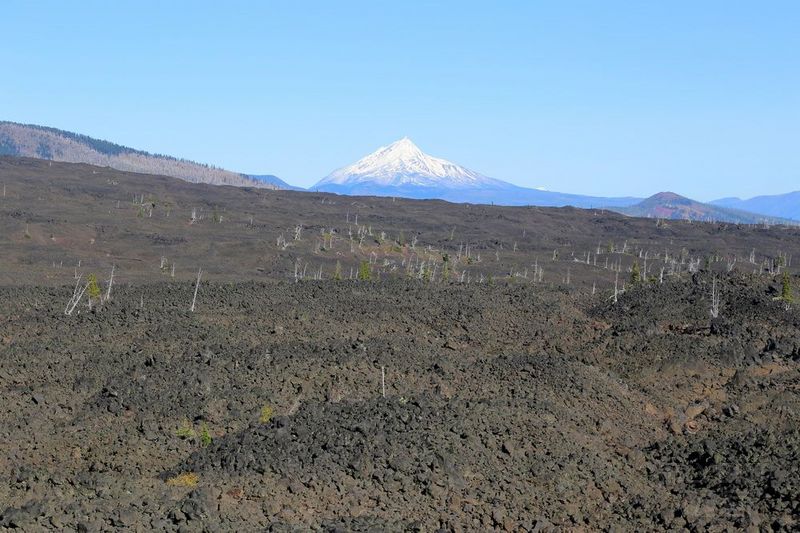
[3,1,798,199]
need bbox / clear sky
[3,1,798,200]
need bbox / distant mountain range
[609,192,795,225]
[711,192,800,221]
[314,138,798,224]
[2,122,796,225]
[313,138,638,208]
[0,121,282,189]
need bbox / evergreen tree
[782,272,793,302]
[333,260,342,281]
[358,260,371,281]
[630,261,641,284]
[87,274,101,303]
[442,254,451,282]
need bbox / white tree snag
[190,268,202,312]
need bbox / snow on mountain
[315,137,508,189]
[312,137,641,209]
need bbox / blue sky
[3,1,798,199]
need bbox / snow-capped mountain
[316,137,506,189]
[313,138,640,208]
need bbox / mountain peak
[315,138,501,189]
[648,191,685,202]
[375,137,424,161]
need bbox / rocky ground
[1,157,799,530]
[1,272,798,531]
[2,157,799,291]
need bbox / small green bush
[259,405,274,424]
[630,262,641,284]
[782,272,793,303]
[358,261,371,281]
[199,423,212,447]
[87,274,102,304]
[176,419,195,439]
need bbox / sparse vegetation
[176,419,196,439]
[781,272,793,303]
[166,472,199,487]
[87,274,101,302]
[199,422,212,447]
[358,260,371,281]
[259,405,274,424]
[630,261,641,284]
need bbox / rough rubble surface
[1,275,799,531]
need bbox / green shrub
[441,254,451,281]
[176,420,195,439]
[87,274,101,303]
[259,405,274,424]
[630,262,641,284]
[199,423,212,447]
[358,261,371,281]
[782,272,793,303]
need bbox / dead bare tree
[190,268,202,312]
[65,276,89,316]
[710,277,720,319]
[104,265,115,303]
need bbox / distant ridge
[610,192,797,225]
[711,191,800,221]
[0,121,284,189]
[248,174,305,191]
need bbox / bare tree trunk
[710,277,720,318]
[190,268,202,312]
[65,280,89,316]
[105,265,115,302]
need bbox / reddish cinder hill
[612,191,793,225]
